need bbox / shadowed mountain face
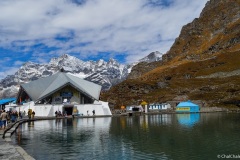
[101,0,240,108]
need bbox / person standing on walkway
[32,111,35,119]
[0,110,8,129]
[0,110,2,129]
[0,118,2,129]
[19,111,22,119]
[28,110,31,119]
[23,111,26,118]
[92,110,95,116]
[12,111,18,122]
[55,111,58,118]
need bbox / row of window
[149,105,168,109]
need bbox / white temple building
[16,71,112,117]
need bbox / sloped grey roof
[21,72,102,102]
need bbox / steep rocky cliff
[101,0,240,108]
[162,0,239,63]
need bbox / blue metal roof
[177,100,199,107]
[0,98,16,105]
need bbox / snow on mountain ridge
[0,52,162,98]
[138,51,163,63]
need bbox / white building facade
[16,72,112,117]
[148,103,171,110]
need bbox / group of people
[87,110,95,116]
[28,110,35,119]
[0,109,36,130]
[55,110,96,117]
[0,110,21,129]
[55,110,67,117]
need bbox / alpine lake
[12,112,240,160]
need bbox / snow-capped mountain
[138,51,163,63]
[0,52,162,98]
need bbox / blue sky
[0,0,208,80]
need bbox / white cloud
[0,0,208,78]
[0,58,24,79]
[0,67,19,79]
[14,61,24,66]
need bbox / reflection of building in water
[148,114,173,125]
[139,116,149,130]
[120,117,126,129]
[21,118,111,145]
[15,72,112,117]
[177,113,200,127]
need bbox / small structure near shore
[126,105,144,112]
[0,98,16,111]
[176,100,200,113]
[149,103,171,110]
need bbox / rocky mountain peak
[138,51,162,63]
[107,58,119,66]
[162,0,240,63]
[127,51,163,79]
[101,0,240,108]
[96,59,105,66]
[0,51,161,98]
[21,61,38,67]
[50,53,83,66]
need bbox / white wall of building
[75,101,112,116]
[15,100,112,117]
[149,103,171,110]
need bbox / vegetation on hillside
[101,0,240,109]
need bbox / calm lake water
[12,113,240,160]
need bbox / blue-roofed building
[0,98,16,110]
[176,100,200,113]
